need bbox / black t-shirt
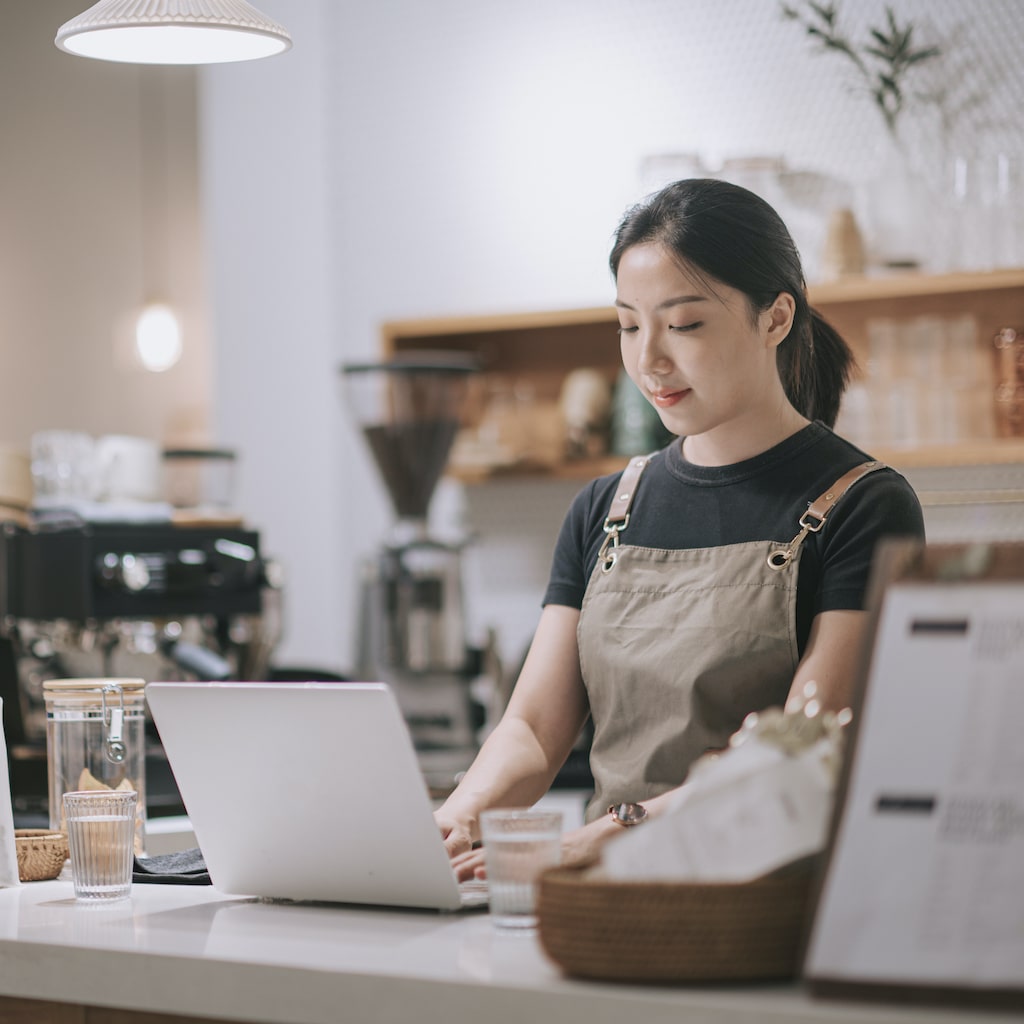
[543,422,925,654]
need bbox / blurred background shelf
[382,268,1024,484]
[447,441,1024,484]
[871,440,1024,469]
[808,267,1024,305]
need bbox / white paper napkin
[602,733,836,884]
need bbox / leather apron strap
[597,455,652,574]
[767,460,887,571]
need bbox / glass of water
[480,808,562,930]
[63,790,138,901]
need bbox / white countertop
[0,878,1016,1024]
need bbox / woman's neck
[681,407,811,467]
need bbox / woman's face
[615,242,792,451]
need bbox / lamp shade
[55,0,292,65]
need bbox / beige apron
[577,456,883,822]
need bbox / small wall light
[135,302,183,372]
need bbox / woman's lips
[650,388,690,409]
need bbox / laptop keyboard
[458,877,489,907]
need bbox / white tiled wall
[205,0,1024,674]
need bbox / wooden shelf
[448,455,628,484]
[382,268,1024,483]
[447,440,1024,484]
[870,440,1024,470]
[807,267,1024,304]
[380,268,1024,349]
[381,305,618,342]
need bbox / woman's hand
[447,820,615,884]
[435,810,476,860]
[450,843,486,882]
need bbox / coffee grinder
[340,354,483,789]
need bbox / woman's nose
[636,329,670,376]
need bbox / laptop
[145,681,487,912]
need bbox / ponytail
[777,306,856,429]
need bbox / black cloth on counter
[133,847,211,885]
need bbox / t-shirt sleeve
[542,479,603,609]
[816,469,925,613]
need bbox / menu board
[804,542,1024,1009]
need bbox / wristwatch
[608,802,648,827]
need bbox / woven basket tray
[15,829,69,882]
[536,864,813,984]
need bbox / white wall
[0,1,209,448]
[199,2,342,671]
[200,0,1024,674]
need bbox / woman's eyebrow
[615,295,708,311]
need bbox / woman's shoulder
[558,450,672,543]
[799,424,915,498]
[812,441,924,541]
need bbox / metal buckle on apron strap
[767,460,887,572]
[599,456,652,574]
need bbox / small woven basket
[15,829,69,882]
[537,864,814,984]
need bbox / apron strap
[606,455,652,527]
[768,459,887,571]
[805,460,887,526]
[598,455,652,573]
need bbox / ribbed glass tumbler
[62,790,138,901]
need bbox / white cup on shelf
[94,435,162,503]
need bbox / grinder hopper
[340,354,478,717]
[341,353,476,526]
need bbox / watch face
[609,802,647,826]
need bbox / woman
[436,178,925,876]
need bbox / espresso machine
[0,517,280,822]
[340,354,486,789]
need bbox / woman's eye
[617,325,639,335]
[670,322,703,332]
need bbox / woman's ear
[763,292,796,349]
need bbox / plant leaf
[879,73,902,100]
[808,1,837,26]
[864,45,892,62]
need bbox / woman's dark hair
[609,178,854,428]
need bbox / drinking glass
[29,430,96,503]
[63,790,137,901]
[480,808,562,931]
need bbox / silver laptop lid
[145,681,465,911]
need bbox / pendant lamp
[55,0,292,65]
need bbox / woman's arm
[786,608,868,713]
[435,604,590,859]
[560,609,870,870]
[442,607,868,876]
